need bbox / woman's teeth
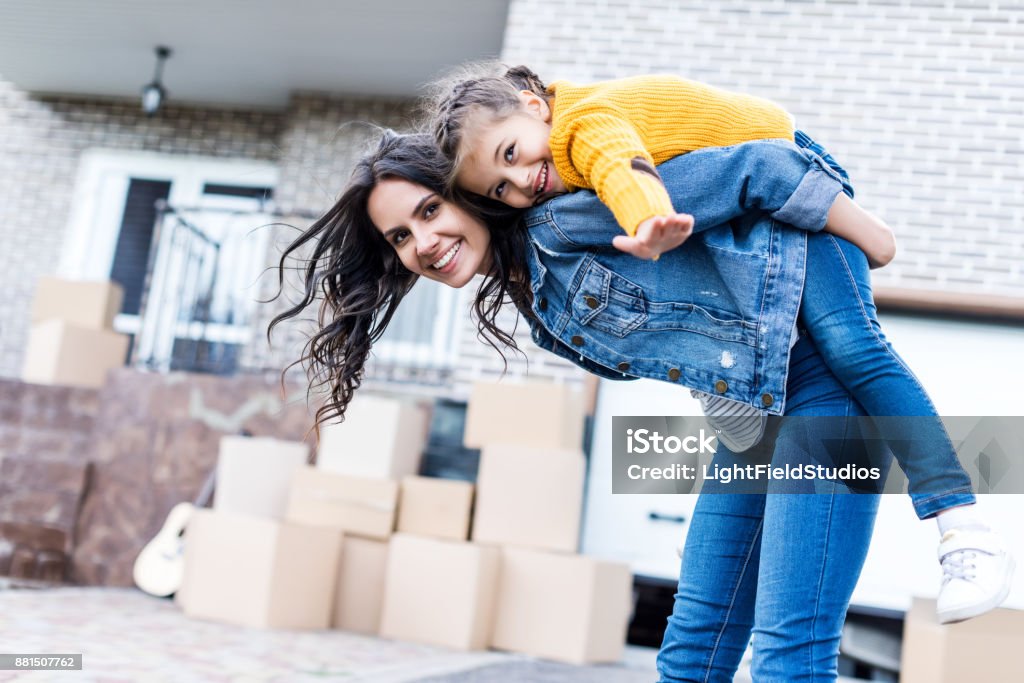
[432,241,461,269]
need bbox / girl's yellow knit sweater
[547,75,795,235]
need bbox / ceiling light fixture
[141,46,172,116]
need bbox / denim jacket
[520,140,845,416]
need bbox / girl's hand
[613,213,695,260]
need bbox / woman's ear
[518,90,552,123]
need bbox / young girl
[426,63,1014,623]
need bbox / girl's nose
[518,167,533,194]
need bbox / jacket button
[761,393,774,407]
[584,295,599,309]
[714,379,728,394]
[571,335,584,346]
[667,368,681,381]
[538,298,548,311]
[617,362,631,372]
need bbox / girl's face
[369,178,493,289]
[456,91,567,208]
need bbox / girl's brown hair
[423,61,549,183]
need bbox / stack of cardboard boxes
[177,435,340,629]
[177,393,433,631]
[22,277,130,388]
[176,383,633,665]
[461,382,633,665]
[298,393,434,635]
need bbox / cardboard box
[179,509,341,629]
[463,381,585,450]
[316,394,431,479]
[491,547,633,664]
[397,476,474,541]
[31,277,124,331]
[900,597,1024,682]
[21,319,129,388]
[471,444,585,553]
[379,534,500,650]
[332,536,389,634]
[214,436,309,520]
[285,466,398,540]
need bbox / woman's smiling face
[369,178,493,288]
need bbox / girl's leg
[799,236,1013,625]
[800,232,975,520]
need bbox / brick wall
[499,0,1023,295]
[0,78,284,379]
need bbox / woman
[269,131,892,681]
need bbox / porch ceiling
[0,0,509,109]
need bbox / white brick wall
[500,0,1024,294]
[450,282,588,400]
[11,1,1019,397]
[0,78,283,379]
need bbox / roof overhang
[0,0,510,109]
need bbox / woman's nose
[414,228,440,256]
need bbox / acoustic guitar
[132,470,216,597]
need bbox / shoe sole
[937,554,1016,624]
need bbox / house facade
[1,0,1020,399]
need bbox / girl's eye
[504,143,515,163]
[495,182,506,198]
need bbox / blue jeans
[800,233,976,518]
[657,332,892,682]
[794,130,975,519]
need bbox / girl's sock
[936,503,989,536]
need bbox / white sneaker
[936,528,1015,624]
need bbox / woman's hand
[613,212,695,260]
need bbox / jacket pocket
[570,261,648,337]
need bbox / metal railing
[132,202,464,389]
[133,201,273,374]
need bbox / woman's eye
[424,202,439,219]
[392,230,409,246]
[495,182,506,198]
[504,144,515,163]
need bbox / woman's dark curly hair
[268,130,533,433]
